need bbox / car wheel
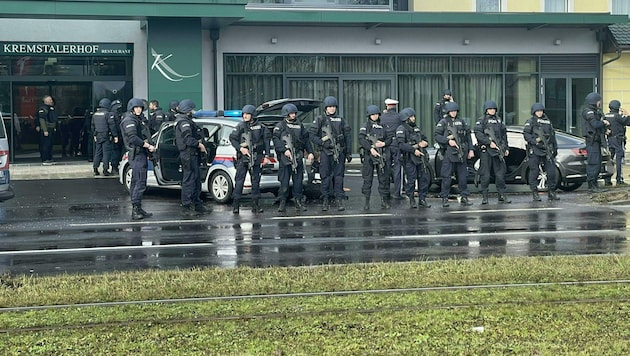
[123,165,132,193]
[555,167,583,192]
[209,170,233,204]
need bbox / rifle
[483,127,506,165]
[365,134,386,174]
[407,136,429,173]
[281,134,298,174]
[446,125,464,162]
[241,130,259,172]
[321,124,340,163]
[532,125,553,162]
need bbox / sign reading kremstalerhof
[0,42,133,56]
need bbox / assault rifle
[483,127,505,165]
[446,125,464,162]
[408,138,429,173]
[532,124,553,162]
[281,134,298,174]
[365,134,386,174]
[321,124,340,163]
[241,131,258,172]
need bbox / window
[476,0,500,12]
[612,0,630,15]
[545,0,567,12]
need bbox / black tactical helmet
[98,98,111,110]
[281,103,298,117]
[444,102,459,113]
[443,89,453,96]
[323,96,338,107]
[609,100,621,111]
[110,99,122,114]
[177,99,196,114]
[483,100,498,111]
[242,104,256,115]
[585,92,602,106]
[531,102,545,115]
[127,98,145,112]
[366,105,380,116]
[169,100,180,111]
[399,107,416,122]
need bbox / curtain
[342,79,391,153]
[225,75,283,109]
[476,0,500,12]
[612,0,630,15]
[398,75,447,138]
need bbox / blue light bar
[223,110,242,117]
[193,110,242,118]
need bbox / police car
[0,112,14,202]
[118,98,321,203]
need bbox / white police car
[0,112,14,202]
[119,98,320,203]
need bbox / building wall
[573,0,608,12]
[505,1,540,12]
[411,0,473,12]
[602,53,630,105]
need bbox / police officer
[523,103,560,201]
[359,105,391,210]
[434,102,474,207]
[273,103,314,213]
[581,92,609,193]
[473,100,510,204]
[109,100,124,174]
[121,98,155,220]
[91,98,118,176]
[165,100,179,122]
[397,107,431,209]
[434,89,454,124]
[229,104,271,214]
[310,96,352,211]
[605,100,630,185]
[36,95,58,165]
[381,98,404,199]
[148,100,166,135]
[175,99,208,217]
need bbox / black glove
[346,156,352,163]
[323,141,334,149]
[536,141,545,149]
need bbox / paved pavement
[10,158,105,180]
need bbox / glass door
[543,77,595,134]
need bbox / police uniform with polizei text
[174,100,206,215]
[309,96,352,211]
[120,98,154,220]
[229,105,271,214]
[359,105,391,210]
[581,92,608,192]
[434,102,474,207]
[523,103,559,201]
[473,101,510,204]
[91,98,118,176]
[606,100,630,184]
[396,108,431,208]
[272,104,313,212]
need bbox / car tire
[123,165,132,193]
[555,167,583,192]
[209,170,233,204]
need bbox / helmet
[127,98,145,112]
[168,100,180,111]
[399,107,416,121]
[110,100,122,114]
[242,104,256,115]
[177,99,196,114]
[366,105,380,116]
[531,103,545,114]
[483,100,498,111]
[281,103,298,117]
[443,89,453,96]
[323,96,338,107]
[444,102,459,113]
[609,100,621,111]
[98,98,111,110]
[585,92,602,106]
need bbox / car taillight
[267,157,277,163]
[572,148,587,156]
[0,150,8,169]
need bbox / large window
[545,0,567,12]
[612,0,630,15]
[476,0,500,12]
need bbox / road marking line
[0,243,216,256]
[387,229,623,240]
[68,220,208,227]
[270,213,392,220]
[449,207,562,214]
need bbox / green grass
[1,256,630,354]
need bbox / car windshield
[0,114,7,138]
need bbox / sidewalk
[9,153,106,180]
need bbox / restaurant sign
[0,42,133,56]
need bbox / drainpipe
[210,29,220,108]
[603,49,622,66]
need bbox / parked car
[428,126,612,191]
[0,112,15,202]
[118,98,321,203]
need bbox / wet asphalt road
[1,174,629,276]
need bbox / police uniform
[433,89,453,124]
[380,98,403,198]
[434,102,474,207]
[109,100,124,174]
[148,106,166,135]
[174,99,206,216]
[309,96,352,211]
[359,105,391,210]
[396,108,431,209]
[581,92,607,192]
[121,98,153,220]
[523,103,559,201]
[272,104,313,212]
[473,101,510,204]
[229,105,271,214]
[37,98,58,164]
[606,100,630,184]
[165,100,179,122]
[91,98,118,176]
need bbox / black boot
[588,181,604,193]
[322,197,329,212]
[181,204,195,217]
[194,204,208,214]
[93,168,100,176]
[252,199,263,213]
[232,200,240,214]
[278,199,286,212]
[481,193,489,205]
[442,198,450,207]
[295,198,307,212]
[131,204,144,220]
[381,196,390,209]
[138,205,152,218]
[532,190,541,201]
[498,193,511,204]
[418,199,431,208]
[337,198,345,211]
[460,196,473,206]
[409,197,418,209]
[548,190,560,201]
[363,196,370,211]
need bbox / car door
[197,122,221,181]
[153,122,182,185]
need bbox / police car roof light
[193,110,242,118]
[223,110,242,117]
